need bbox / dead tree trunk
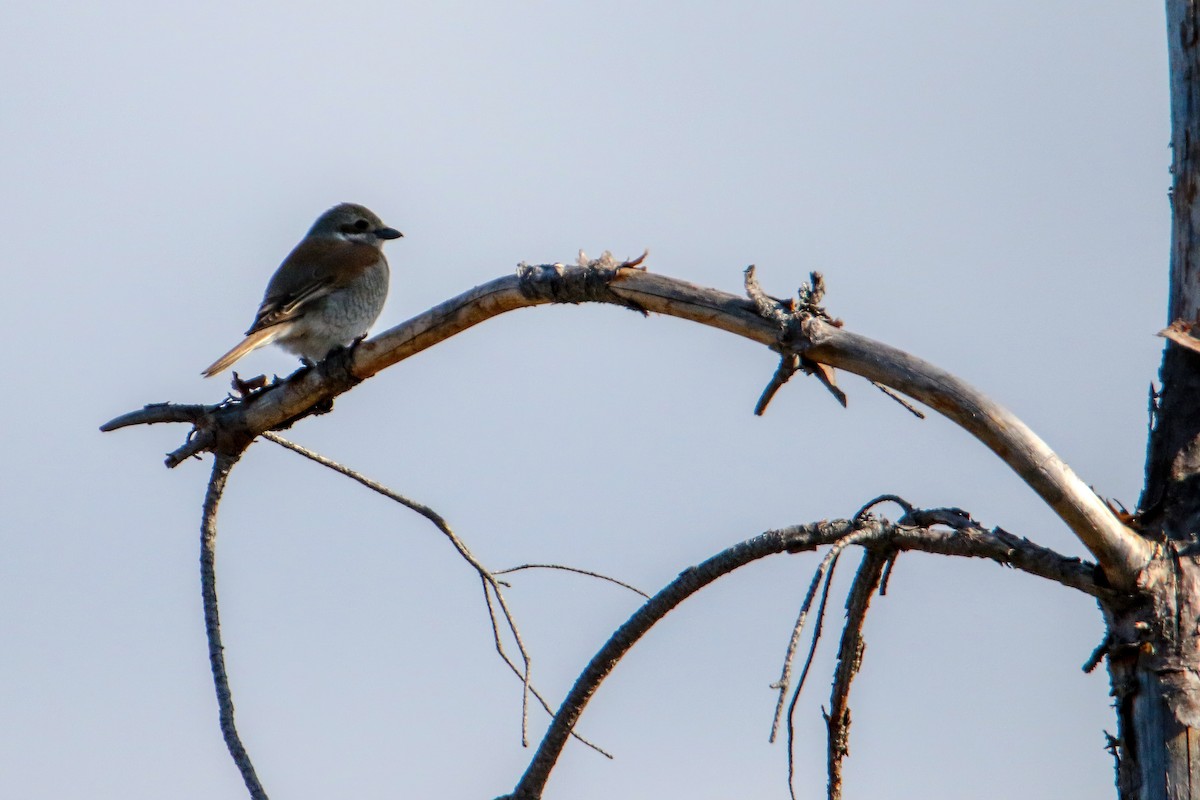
[1112,3,1200,797]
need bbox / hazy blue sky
[1,2,1169,798]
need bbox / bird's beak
[375,227,403,240]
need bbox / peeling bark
[1108,547,1200,799]
[1114,3,1200,797]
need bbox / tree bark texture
[1116,3,1200,798]
[1145,0,1200,539]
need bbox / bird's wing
[245,238,382,335]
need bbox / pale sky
[0,2,1170,798]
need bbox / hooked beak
[375,227,403,240]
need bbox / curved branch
[102,260,1150,586]
[200,451,268,799]
[500,515,1107,800]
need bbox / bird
[202,203,403,378]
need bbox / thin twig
[871,381,926,419]
[853,495,915,523]
[262,435,532,722]
[260,432,576,754]
[478,577,533,745]
[502,507,1111,800]
[754,353,802,416]
[484,588,615,758]
[496,563,649,598]
[168,429,217,467]
[201,451,268,799]
[785,551,842,800]
[769,529,873,742]
[826,550,890,800]
[745,265,804,415]
[505,520,884,800]
[879,551,899,596]
[262,433,482,569]
[488,580,533,746]
[1083,633,1112,674]
[479,583,613,758]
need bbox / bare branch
[168,430,217,467]
[100,402,215,431]
[1083,632,1113,674]
[754,351,802,416]
[783,516,903,800]
[889,519,1112,601]
[871,381,926,419]
[853,495,915,522]
[261,434,534,721]
[495,564,650,599]
[103,260,1150,587]
[502,520,875,800]
[825,550,889,800]
[262,433,483,569]
[769,529,876,742]
[878,551,899,596]
[479,582,613,759]
[501,511,1105,799]
[489,580,534,746]
[200,451,268,799]
[745,265,847,412]
[785,553,841,800]
[262,433,623,754]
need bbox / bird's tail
[201,327,284,377]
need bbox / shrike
[203,203,402,377]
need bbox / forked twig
[200,451,268,799]
[481,581,613,758]
[778,504,910,799]
[785,552,841,800]
[504,520,888,800]
[768,528,875,742]
[262,432,610,755]
[488,577,534,746]
[261,435,534,727]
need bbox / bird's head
[309,202,403,246]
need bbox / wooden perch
[102,256,1151,588]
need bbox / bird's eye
[354,219,370,231]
